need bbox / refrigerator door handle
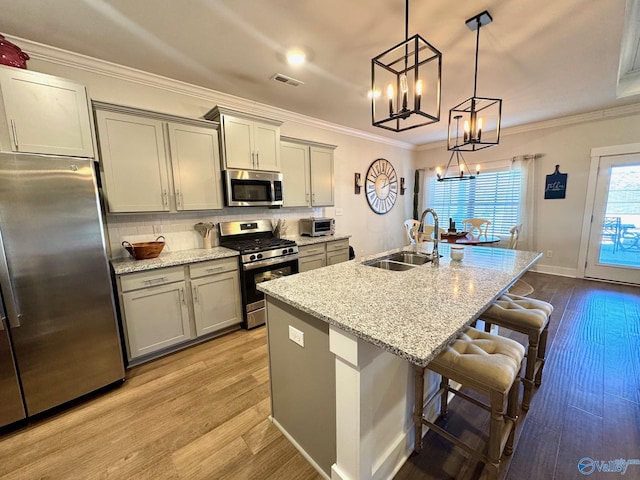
[9,119,19,150]
[0,229,21,328]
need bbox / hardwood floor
[0,327,322,480]
[396,272,640,480]
[0,272,637,480]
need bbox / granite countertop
[111,247,238,275]
[111,235,351,275]
[258,242,542,367]
[284,233,351,246]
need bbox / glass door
[585,154,640,284]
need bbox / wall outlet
[288,325,304,347]
[335,208,344,216]
[546,250,553,258]
[153,224,163,235]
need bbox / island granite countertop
[258,242,542,367]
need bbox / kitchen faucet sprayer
[419,208,439,266]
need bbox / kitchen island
[258,242,542,480]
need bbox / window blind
[427,170,522,237]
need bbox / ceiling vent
[271,73,304,87]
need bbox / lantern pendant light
[371,0,442,132]
[437,115,480,181]
[447,10,502,151]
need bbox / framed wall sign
[544,165,567,199]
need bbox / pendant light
[437,115,480,181]
[371,0,442,132]
[447,10,502,151]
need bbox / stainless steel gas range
[218,220,299,329]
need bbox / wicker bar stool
[414,328,525,480]
[479,293,553,410]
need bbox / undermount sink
[386,252,432,265]
[363,250,433,271]
[364,259,418,271]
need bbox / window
[426,169,522,237]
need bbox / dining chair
[505,224,533,296]
[602,217,621,253]
[506,224,521,249]
[416,225,446,243]
[462,218,491,236]
[404,219,420,245]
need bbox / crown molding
[7,35,414,151]
[9,34,640,154]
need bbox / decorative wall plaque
[544,165,567,199]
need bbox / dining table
[440,233,501,245]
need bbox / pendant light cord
[405,0,409,41]
[473,17,480,97]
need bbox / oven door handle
[243,255,299,271]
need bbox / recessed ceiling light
[286,49,306,66]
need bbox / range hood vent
[271,73,304,87]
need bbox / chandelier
[447,10,502,151]
[437,115,479,181]
[371,0,442,132]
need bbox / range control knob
[249,254,256,261]
[288,248,295,253]
[257,253,263,259]
[282,249,288,255]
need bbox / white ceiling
[1,0,639,146]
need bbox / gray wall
[266,297,336,475]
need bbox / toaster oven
[299,218,335,237]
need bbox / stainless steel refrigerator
[0,153,124,428]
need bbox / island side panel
[266,296,336,477]
[329,325,442,480]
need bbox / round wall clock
[365,158,398,215]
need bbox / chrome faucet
[419,208,439,266]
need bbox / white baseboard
[530,264,577,278]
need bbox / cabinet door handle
[312,193,316,204]
[206,266,224,274]
[143,276,168,285]
[256,150,259,168]
[192,285,198,303]
[179,287,186,305]
[176,190,182,208]
[9,119,18,150]
[162,189,169,207]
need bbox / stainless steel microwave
[223,169,283,207]
[299,218,335,237]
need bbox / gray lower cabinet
[298,244,327,273]
[117,258,242,365]
[120,267,191,360]
[298,239,350,273]
[326,239,350,266]
[190,258,242,336]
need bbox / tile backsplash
[106,207,324,259]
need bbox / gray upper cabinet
[0,65,94,157]
[205,106,282,172]
[280,137,336,207]
[94,102,222,213]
